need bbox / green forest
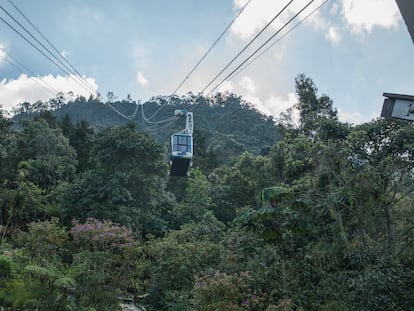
[0,74,413,310]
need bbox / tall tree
[294,74,337,136]
[0,109,16,180]
[62,124,176,237]
[17,119,77,191]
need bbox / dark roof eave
[383,92,414,102]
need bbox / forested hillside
[0,75,413,310]
[12,91,280,163]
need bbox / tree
[177,168,214,224]
[0,161,44,239]
[17,118,77,191]
[0,109,16,181]
[62,124,176,237]
[1,218,144,310]
[58,116,94,172]
[147,213,225,309]
[294,74,337,136]
[211,152,271,222]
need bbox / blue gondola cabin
[169,133,193,176]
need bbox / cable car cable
[0,46,60,94]
[1,2,140,123]
[227,0,329,83]
[171,0,252,95]
[0,53,57,96]
[106,101,139,120]
[200,0,294,94]
[207,0,316,95]
[7,0,97,94]
[144,1,253,124]
[0,7,96,96]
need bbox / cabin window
[172,135,191,153]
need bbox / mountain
[12,92,280,160]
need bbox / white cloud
[61,50,69,58]
[338,108,378,125]
[340,0,401,35]
[0,74,98,112]
[0,43,7,66]
[231,0,328,40]
[325,26,341,44]
[238,92,299,126]
[243,93,269,112]
[216,73,297,119]
[238,76,258,94]
[136,71,148,87]
[264,92,298,117]
[216,80,235,93]
[338,109,366,124]
[330,2,340,15]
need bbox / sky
[0,0,413,124]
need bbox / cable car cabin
[169,133,193,176]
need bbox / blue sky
[0,0,413,124]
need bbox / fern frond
[24,264,60,280]
[53,276,77,289]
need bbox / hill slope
[13,93,280,160]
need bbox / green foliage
[71,218,134,251]
[147,214,225,308]
[17,118,77,190]
[17,217,68,261]
[191,271,262,311]
[210,152,271,223]
[0,162,45,239]
[2,78,413,310]
[14,92,279,163]
[59,115,94,172]
[0,110,16,181]
[178,168,214,223]
[62,124,175,237]
[294,73,337,135]
[0,255,13,279]
[1,218,144,310]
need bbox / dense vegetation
[12,91,280,162]
[0,74,413,310]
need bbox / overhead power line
[207,0,317,95]
[0,46,59,94]
[141,0,253,129]
[0,4,97,96]
[105,101,140,120]
[230,0,329,82]
[7,0,97,95]
[0,52,57,96]
[171,0,252,95]
[0,1,141,123]
[0,14,95,96]
[200,0,294,94]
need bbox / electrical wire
[2,1,141,122]
[143,1,253,126]
[141,103,179,124]
[171,0,252,95]
[0,4,97,95]
[7,0,97,94]
[0,1,142,124]
[207,0,316,95]
[0,14,94,97]
[200,0,294,94]
[144,118,180,134]
[0,53,57,96]
[141,100,169,123]
[230,0,329,82]
[0,46,60,94]
[105,101,140,120]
